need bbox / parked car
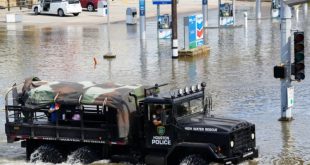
[80,0,98,11]
[32,0,82,17]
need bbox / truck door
[145,104,175,149]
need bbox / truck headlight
[251,133,255,140]
[230,140,234,148]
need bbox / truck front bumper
[220,148,259,165]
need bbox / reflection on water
[0,6,310,165]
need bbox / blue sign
[187,14,204,49]
[188,15,196,45]
[139,0,145,16]
[153,0,171,5]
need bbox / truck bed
[5,105,125,144]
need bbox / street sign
[139,0,145,16]
[153,0,172,5]
[287,87,294,108]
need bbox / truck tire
[30,144,63,163]
[58,9,64,17]
[34,7,39,15]
[67,146,98,164]
[179,155,208,165]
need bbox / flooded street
[0,4,310,165]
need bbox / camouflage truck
[5,78,258,164]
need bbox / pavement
[0,0,222,25]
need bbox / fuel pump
[219,0,234,26]
[158,14,172,39]
[271,0,280,18]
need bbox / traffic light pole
[280,0,292,121]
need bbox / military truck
[5,78,258,164]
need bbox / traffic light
[274,65,285,79]
[293,32,305,81]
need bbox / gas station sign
[152,0,171,5]
[187,14,204,49]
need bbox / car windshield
[175,98,203,118]
[68,0,79,4]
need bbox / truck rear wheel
[30,144,63,163]
[179,154,208,165]
[67,146,98,164]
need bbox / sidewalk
[0,0,219,25]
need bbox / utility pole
[256,0,262,18]
[171,0,178,58]
[104,0,116,58]
[279,0,292,121]
[139,0,146,40]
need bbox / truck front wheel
[30,144,63,163]
[179,154,208,165]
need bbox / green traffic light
[295,52,304,62]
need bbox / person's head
[155,105,163,114]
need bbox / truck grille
[232,126,255,155]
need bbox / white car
[32,0,82,17]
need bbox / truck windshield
[68,0,79,4]
[175,98,203,118]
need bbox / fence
[0,0,36,11]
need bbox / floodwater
[0,4,310,165]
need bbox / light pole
[279,0,292,121]
[139,0,146,40]
[104,0,116,58]
[256,0,262,19]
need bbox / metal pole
[157,5,160,39]
[294,6,299,22]
[304,3,308,15]
[256,0,261,19]
[218,0,221,27]
[107,0,111,54]
[232,0,235,25]
[172,0,178,58]
[7,0,10,11]
[202,0,208,28]
[104,0,115,58]
[139,0,146,40]
[244,12,248,28]
[280,0,292,121]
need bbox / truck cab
[32,0,82,16]
[132,83,258,164]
